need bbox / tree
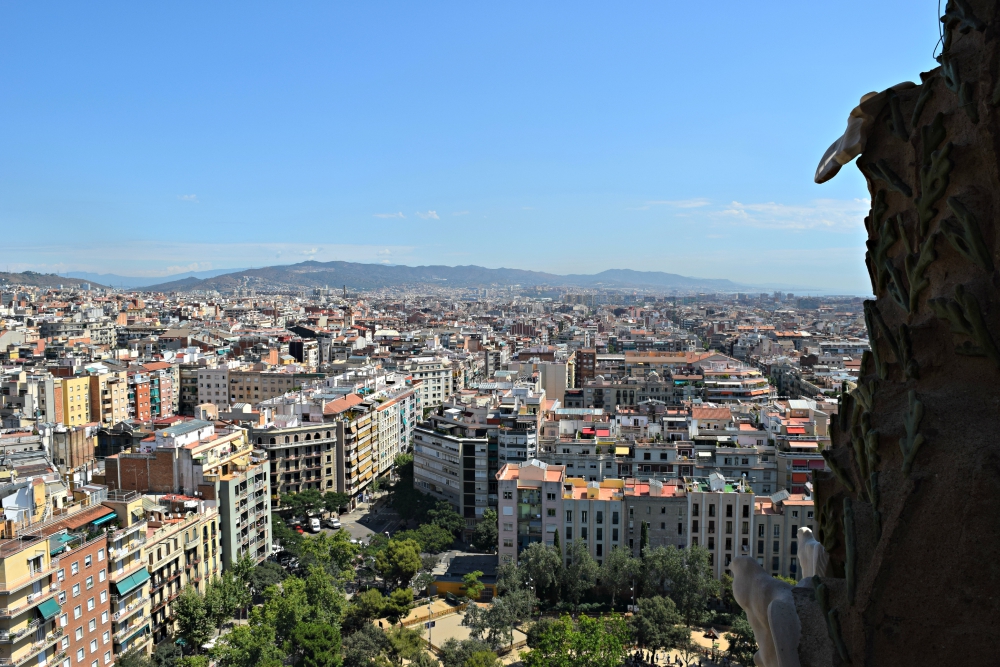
[521,614,629,667]
[205,571,247,635]
[641,545,719,625]
[304,566,347,625]
[150,640,183,667]
[383,588,414,623]
[561,541,599,607]
[518,542,562,600]
[114,647,152,667]
[385,626,425,666]
[725,610,759,667]
[291,622,342,667]
[232,553,256,587]
[599,546,639,609]
[175,585,212,652]
[471,509,498,552]
[250,561,287,596]
[632,596,690,654]
[462,570,485,601]
[494,562,523,595]
[375,539,422,590]
[551,525,560,554]
[465,652,501,667]
[394,524,455,554]
[463,588,535,651]
[213,621,284,667]
[282,489,325,516]
[427,501,465,536]
[343,588,387,633]
[438,639,493,667]
[342,623,393,667]
[261,575,311,650]
[323,491,351,513]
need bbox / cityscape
[1,2,989,667]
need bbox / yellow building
[0,530,65,667]
[103,491,151,655]
[60,376,92,427]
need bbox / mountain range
[65,267,246,288]
[137,261,748,293]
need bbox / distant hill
[0,271,106,289]
[140,260,747,293]
[65,267,247,288]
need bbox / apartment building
[252,423,338,497]
[0,529,65,667]
[229,369,323,406]
[413,411,489,532]
[752,490,815,581]
[145,500,221,644]
[127,373,151,422]
[400,357,453,410]
[61,376,92,427]
[104,420,272,566]
[87,371,129,426]
[56,532,114,667]
[622,479,688,556]
[685,474,756,578]
[103,491,151,656]
[196,366,231,409]
[496,460,566,565]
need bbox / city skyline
[2,2,936,292]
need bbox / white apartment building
[402,357,454,410]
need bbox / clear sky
[1,2,941,293]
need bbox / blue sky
[1,2,940,293]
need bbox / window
[77,649,85,662]
[772,557,780,570]
[503,523,513,531]
[692,520,699,532]
[57,569,65,582]
[74,605,82,619]
[742,521,750,534]
[546,508,556,517]
[692,503,699,517]
[566,511,573,522]
[76,628,84,640]
[726,521,733,534]
[758,524,765,537]
[743,505,750,518]
[101,612,108,624]
[646,506,651,514]
[773,540,780,553]
[98,570,105,582]
[71,562,80,575]
[73,584,81,597]
[612,528,619,541]
[726,504,733,517]
[708,505,716,517]
[660,507,666,514]
[660,522,665,530]
[708,521,715,534]
[708,537,715,550]
[565,527,573,541]
[581,527,588,540]
[596,511,603,524]
[643,452,650,460]
[503,491,512,499]
[58,592,66,604]
[546,492,556,501]
[792,510,799,518]
[678,523,683,534]
[86,576,93,590]
[596,528,603,540]
[773,525,781,537]
[60,614,67,627]
[85,555,92,568]
[726,538,733,551]
[90,639,98,653]
[97,549,104,562]
[105,652,111,665]
[89,619,96,632]
[503,539,513,548]
[87,597,95,611]
[581,511,588,522]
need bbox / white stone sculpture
[814,82,916,184]
[796,526,829,583]
[731,556,802,667]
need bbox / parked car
[324,518,341,530]
[309,517,322,533]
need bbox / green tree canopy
[599,546,640,608]
[393,524,455,554]
[427,501,465,536]
[375,539,422,590]
[518,542,562,600]
[521,614,629,667]
[462,570,485,601]
[212,620,285,667]
[438,638,494,667]
[462,588,535,651]
[250,561,287,595]
[561,541,599,607]
[471,508,498,552]
[175,585,212,652]
[725,610,759,667]
[641,545,719,625]
[291,621,342,667]
[342,624,393,667]
[632,595,689,652]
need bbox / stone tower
[811,0,1000,664]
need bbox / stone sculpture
[795,527,828,582]
[731,3,1000,665]
[731,556,802,667]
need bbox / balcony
[112,597,149,622]
[0,619,39,643]
[0,626,62,666]
[0,589,56,619]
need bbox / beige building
[89,371,129,426]
[61,376,92,427]
[0,528,65,667]
[752,490,815,581]
[685,473,756,578]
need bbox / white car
[325,519,342,530]
[309,517,322,533]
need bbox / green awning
[114,567,150,596]
[37,598,61,621]
[120,624,149,646]
[91,512,117,527]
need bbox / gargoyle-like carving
[797,527,829,582]
[732,557,802,667]
[867,160,913,197]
